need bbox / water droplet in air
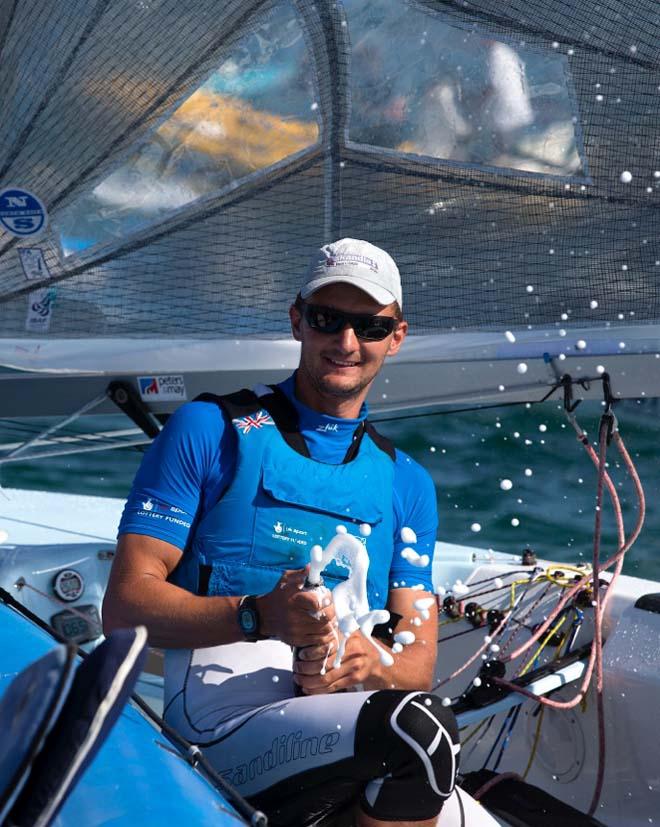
[576,340,587,350]
[525,468,533,476]
[517,363,528,374]
[620,171,633,183]
[471,523,482,533]
[500,479,513,491]
[511,518,520,527]
[505,330,516,343]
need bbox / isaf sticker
[138,375,187,401]
[0,187,48,237]
[25,288,56,333]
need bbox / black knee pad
[355,690,460,821]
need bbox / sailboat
[1,0,659,824]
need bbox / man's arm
[103,533,337,650]
[293,586,437,693]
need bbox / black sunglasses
[299,301,398,342]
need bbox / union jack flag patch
[233,411,274,434]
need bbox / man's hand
[293,587,439,694]
[293,630,381,694]
[257,567,337,648]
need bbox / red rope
[490,419,645,817]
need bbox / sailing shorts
[173,688,460,825]
[165,642,460,825]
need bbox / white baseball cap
[301,238,402,308]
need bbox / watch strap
[238,594,266,642]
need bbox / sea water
[2,399,659,580]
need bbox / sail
[0,0,658,408]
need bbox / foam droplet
[394,631,416,645]
[470,522,482,533]
[359,523,371,537]
[336,524,348,535]
[505,330,516,343]
[517,363,528,375]
[620,170,633,183]
[500,479,513,491]
[441,697,452,707]
[400,526,417,544]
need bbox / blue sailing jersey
[118,375,437,592]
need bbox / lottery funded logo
[0,188,48,237]
[137,374,187,402]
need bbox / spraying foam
[306,527,394,669]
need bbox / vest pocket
[250,463,383,574]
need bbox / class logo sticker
[0,187,48,237]
[19,247,51,281]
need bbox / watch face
[240,608,257,633]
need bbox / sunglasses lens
[303,304,396,341]
[305,306,344,333]
[353,318,394,341]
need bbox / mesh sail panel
[0,0,658,338]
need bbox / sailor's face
[290,283,407,404]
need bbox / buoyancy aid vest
[169,386,396,609]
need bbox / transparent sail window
[346,0,586,178]
[56,1,320,257]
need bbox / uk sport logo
[233,411,274,434]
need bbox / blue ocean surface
[1,398,658,581]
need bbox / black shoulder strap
[194,388,311,458]
[195,390,396,463]
[364,421,396,461]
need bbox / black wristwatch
[238,595,266,642]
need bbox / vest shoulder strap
[194,388,310,458]
[365,421,396,462]
[195,390,396,462]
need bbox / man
[103,238,460,826]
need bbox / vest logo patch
[233,411,274,434]
[271,519,309,546]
